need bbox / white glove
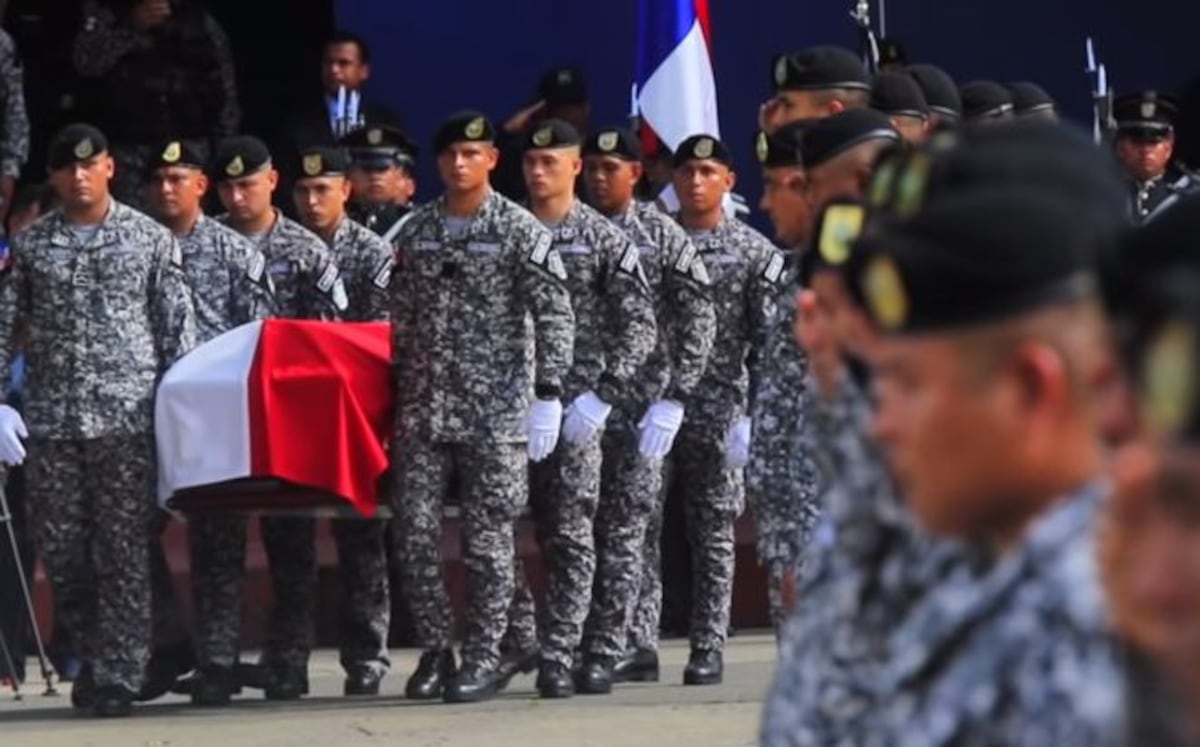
[561,391,612,445]
[525,398,564,462]
[724,415,752,469]
[637,399,685,459]
[0,404,28,466]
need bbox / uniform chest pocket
[97,245,153,280]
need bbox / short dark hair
[324,30,371,65]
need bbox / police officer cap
[904,64,962,121]
[212,136,272,181]
[871,71,929,118]
[583,127,641,161]
[47,123,108,171]
[673,134,733,168]
[960,81,1015,121]
[538,65,589,107]
[1114,90,1178,139]
[772,45,870,93]
[295,145,349,179]
[340,125,418,169]
[147,138,206,173]
[524,119,582,151]
[800,109,901,170]
[433,111,495,153]
[756,120,811,169]
[1007,81,1057,117]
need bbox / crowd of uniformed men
[0,6,1198,742]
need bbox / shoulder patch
[372,256,394,290]
[247,251,266,283]
[689,257,711,285]
[169,239,183,268]
[547,252,567,281]
[618,243,640,275]
[529,233,552,266]
[316,262,338,292]
[763,253,784,284]
[331,277,349,311]
[674,243,697,273]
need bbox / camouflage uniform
[501,200,656,669]
[170,215,274,672]
[580,200,716,662]
[0,201,195,693]
[744,257,822,633]
[322,216,394,678]
[218,210,346,679]
[666,215,781,654]
[392,190,574,671]
[0,29,29,181]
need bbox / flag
[155,320,393,516]
[635,0,720,154]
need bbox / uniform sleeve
[746,247,785,408]
[518,224,574,397]
[359,233,394,322]
[228,238,275,324]
[149,235,197,372]
[390,225,419,389]
[0,236,31,398]
[305,244,347,322]
[594,228,657,404]
[73,1,149,78]
[659,226,716,399]
[204,14,241,137]
[0,32,29,179]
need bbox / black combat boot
[405,648,455,700]
[682,648,723,686]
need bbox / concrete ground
[0,634,776,747]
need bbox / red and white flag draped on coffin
[155,320,393,517]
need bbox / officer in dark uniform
[1113,90,1200,223]
[340,124,417,239]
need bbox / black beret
[524,118,581,151]
[47,123,108,171]
[340,124,417,169]
[147,138,206,173]
[959,80,1015,121]
[800,109,900,170]
[871,71,929,118]
[756,120,810,168]
[673,134,732,168]
[433,111,495,153]
[905,64,962,120]
[212,136,272,181]
[295,145,349,179]
[538,65,588,106]
[1007,81,1057,117]
[583,126,641,161]
[1113,90,1178,139]
[772,45,870,93]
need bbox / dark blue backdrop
[337,0,1200,213]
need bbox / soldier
[0,28,29,223]
[211,135,348,700]
[759,46,870,133]
[1007,81,1059,121]
[870,71,929,145]
[665,134,782,685]
[291,144,393,695]
[1112,91,1199,223]
[904,64,962,132]
[139,137,275,704]
[958,80,1015,123]
[340,124,418,239]
[390,111,574,704]
[801,109,902,214]
[72,0,240,208]
[0,123,195,716]
[575,125,716,690]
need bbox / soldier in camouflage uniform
[391,111,574,704]
[142,137,275,706]
[212,136,348,701]
[666,134,783,686]
[0,124,195,716]
[0,28,29,220]
[292,144,394,696]
[496,120,657,699]
[575,126,716,690]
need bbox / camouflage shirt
[175,213,274,344]
[320,217,393,323]
[0,200,195,438]
[0,29,29,179]
[392,189,574,444]
[219,210,346,321]
[540,199,655,403]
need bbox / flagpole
[878,0,887,39]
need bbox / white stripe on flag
[637,18,720,151]
[155,320,262,505]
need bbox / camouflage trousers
[332,518,391,676]
[26,435,156,691]
[149,511,192,652]
[581,415,665,660]
[625,454,669,653]
[503,434,603,667]
[393,438,525,670]
[187,513,247,669]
